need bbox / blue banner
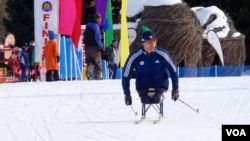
[59,37,83,80]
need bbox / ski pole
[178,98,199,113]
[130,105,138,116]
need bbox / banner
[104,0,114,47]
[120,0,129,67]
[34,0,59,62]
[96,0,108,26]
[71,0,83,48]
[60,37,82,80]
[59,0,76,36]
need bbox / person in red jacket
[44,30,60,81]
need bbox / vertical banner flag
[71,0,83,48]
[120,0,129,67]
[59,37,82,80]
[34,0,59,62]
[104,0,114,47]
[96,0,108,79]
[95,0,108,26]
[59,0,76,36]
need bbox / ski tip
[134,117,148,124]
[135,121,141,124]
[153,117,166,124]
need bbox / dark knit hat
[23,42,29,48]
[112,39,118,43]
[141,26,157,42]
[142,31,157,42]
[48,30,57,40]
[23,42,29,46]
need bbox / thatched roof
[130,3,203,67]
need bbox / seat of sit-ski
[138,88,166,118]
[139,88,165,104]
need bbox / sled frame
[141,99,164,118]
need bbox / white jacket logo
[155,60,160,63]
[140,61,144,65]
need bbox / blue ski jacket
[20,49,30,68]
[83,20,103,49]
[122,47,179,96]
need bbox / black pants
[108,64,118,79]
[20,64,29,82]
[46,70,59,82]
[137,88,166,104]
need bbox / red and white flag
[71,0,82,48]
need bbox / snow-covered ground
[0,76,249,141]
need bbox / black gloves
[172,90,179,101]
[100,47,105,52]
[56,56,60,63]
[125,95,132,105]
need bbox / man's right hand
[172,90,179,101]
[125,95,132,105]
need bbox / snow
[191,6,231,38]
[127,0,182,17]
[127,0,147,17]
[0,76,250,141]
[144,0,182,6]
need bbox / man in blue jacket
[84,13,103,80]
[20,43,30,82]
[122,26,179,105]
